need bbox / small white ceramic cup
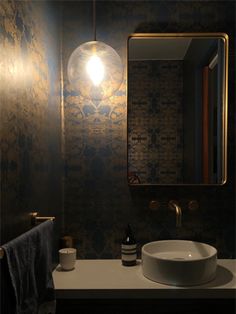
[59,248,76,271]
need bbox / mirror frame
[127,33,229,186]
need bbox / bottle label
[122,253,137,261]
[121,244,137,250]
[121,244,137,262]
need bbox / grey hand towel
[2,220,55,314]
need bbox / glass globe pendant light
[67,0,123,101]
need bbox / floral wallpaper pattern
[0,0,62,245]
[128,60,183,184]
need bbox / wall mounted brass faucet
[168,200,182,228]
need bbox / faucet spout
[168,200,182,228]
[175,204,182,228]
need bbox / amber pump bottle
[121,224,137,266]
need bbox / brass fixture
[67,0,123,100]
[148,200,160,211]
[168,200,182,228]
[188,200,199,211]
[30,212,55,227]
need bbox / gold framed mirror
[127,33,228,185]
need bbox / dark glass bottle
[121,224,137,266]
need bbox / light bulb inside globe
[67,41,123,100]
[86,55,104,86]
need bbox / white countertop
[53,259,236,299]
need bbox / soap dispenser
[121,224,137,266]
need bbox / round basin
[142,240,217,286]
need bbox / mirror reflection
[127,34,228,185]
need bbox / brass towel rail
[30,212,55,227]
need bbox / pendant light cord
[93,0,96,41]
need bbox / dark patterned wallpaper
[63,0,235,259]
[128,60,183,184]
[1,0,235,260]
[0,0,62,245]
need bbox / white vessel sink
[142,240,217,286]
